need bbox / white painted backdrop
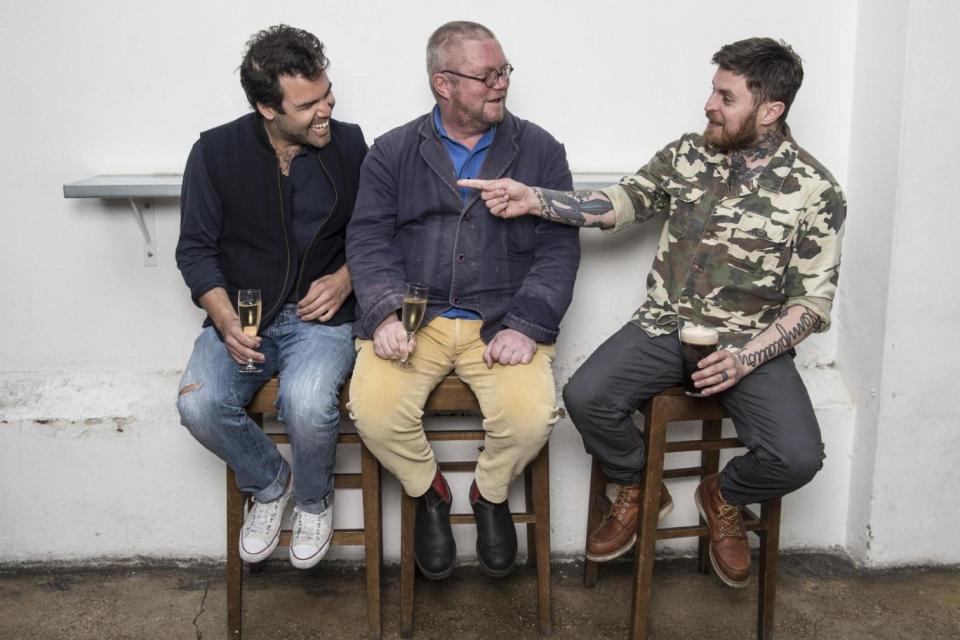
[0,0,956,567]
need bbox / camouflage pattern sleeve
[781,181,847,332]
[599,139,681,233]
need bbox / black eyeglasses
[439,64,514,88]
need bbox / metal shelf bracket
[128,198,158,267]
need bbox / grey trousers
[562,322,824,505]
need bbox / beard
[449,93,506,133]
[704,105,760,152]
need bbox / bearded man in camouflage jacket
[459,37,845,589]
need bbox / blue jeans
[177,304,355,513]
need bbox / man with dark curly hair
[175,25,367,569]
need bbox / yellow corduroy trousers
[347,317,559,503]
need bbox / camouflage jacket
[600,133,846,348]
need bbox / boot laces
[611,485,635,521]
[717,503,743,538]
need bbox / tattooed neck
[728,130,783,187]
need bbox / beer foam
[680,325,719,346]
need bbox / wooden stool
[399,375,552,637]
[582,387,782,640]
[227,378,382,639]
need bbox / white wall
[840,2,960,565]
[3,0,947,566]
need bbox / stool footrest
[665,437,743,453]
[446,513,536,525]
[655,516,769,540]
[334,473,362,489]
[662,466,707,479]
[274,528,366,547]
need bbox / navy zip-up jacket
[176,113,367,331]
[346,110,580,344]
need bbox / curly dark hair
[239,25,328,114]
[712,37,803,131]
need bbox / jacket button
[679,296,689,304]
[456,254,465,263]
[453,297,462,305]
[464,213,472,221]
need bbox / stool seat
[583,387,782,640]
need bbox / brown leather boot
[586,482,674,562]
[695,473,750,588]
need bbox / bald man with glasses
[346,20,580,581]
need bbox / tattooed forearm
[737,306,821,370]
[533,188,614,228]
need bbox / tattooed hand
[458,178,538,218]
[694,305,821,396]
[459,178,616,228]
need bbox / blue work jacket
[346,110,580,344]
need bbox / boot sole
[694,488,750,589]
[585,496,675,563]
[415,555,456,581]
[477,547,516,578]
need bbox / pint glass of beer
[679,324,719,397]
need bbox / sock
[430,470,451,502]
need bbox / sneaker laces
[245,499,282,537]
[292,506,326,542]
[717,503,744,538]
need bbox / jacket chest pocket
[500,216,537,255]
[662,178,705,240]
[725,211,795,276]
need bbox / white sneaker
[239,480,293,563]
[289,503,334,569]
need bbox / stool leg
[630,403,668,640]
[226,467,244,638]
[758,498,782,640]
[698,419,722,575]
[360,444,382,640]
[531,446,552,636]
[583,457,607,588]
[525,463,536,569]
[400,491,416,638]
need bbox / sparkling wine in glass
[398,283,428,366]
[238,288,263,374]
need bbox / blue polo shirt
[434,106,494,321]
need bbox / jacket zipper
[263,167,292,322]
[295,154,339,298]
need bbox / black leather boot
[414,472,456,580]
[470,481,517,577]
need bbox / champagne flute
[398,283,428,367]
[237,288,263,374]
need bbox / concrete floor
[0,554,957,640]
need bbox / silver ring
[720,370,729,382]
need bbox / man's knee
[348,380,417,443]
[781,441,825,491]
[561,370,596,424]
[176,381,224,438]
